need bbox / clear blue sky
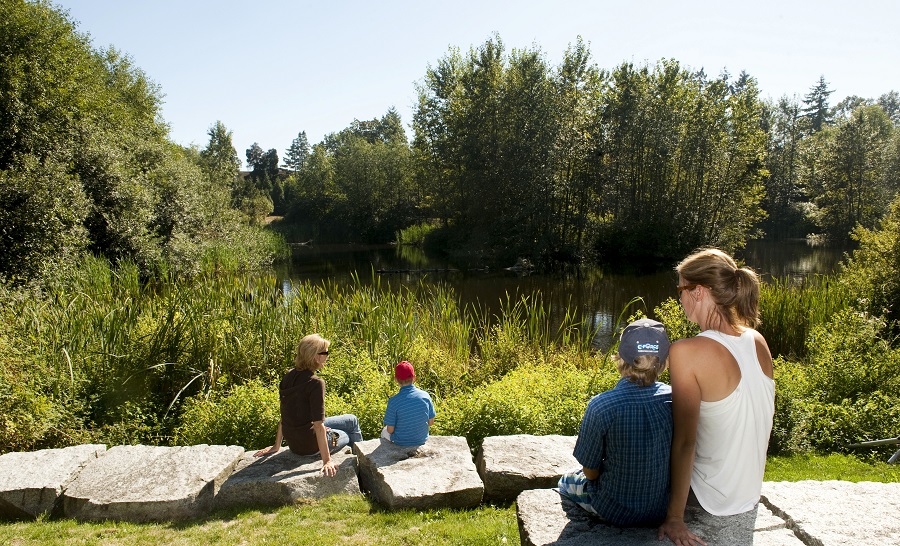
[55,0,900,168]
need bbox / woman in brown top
[254,334,362,476]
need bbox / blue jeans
[323,414,363,453]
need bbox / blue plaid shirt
[573,377,673,526]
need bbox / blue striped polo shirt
[384,384,436,446]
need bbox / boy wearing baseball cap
[557,318,673,526]
[381,361,436,446]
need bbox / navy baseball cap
[618,319,671,364]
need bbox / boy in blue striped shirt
[381,361,436,446]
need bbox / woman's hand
[253,445,280,457]
[321,460,337,477]
[254,421,284,457]
[658,517,706,546]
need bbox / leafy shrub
[798,392,900,457]
[769,357,813,455]
[0,375,72,453]
[806,309,900,404]
[770,307,900,456]
[322,353,395,440]
[842,194,900,326]
[653,297,699,342]
[173,380,279,449]
[436,363,614,451]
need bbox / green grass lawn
[764,453,900,482]
[2,453,897,545]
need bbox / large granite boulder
[476,434,578,501]
[215,447,359,510]
[762,480,900,545]
[62,444,244,522]
[353,436,484,510]
[0,444,106,520]
[516,488,802,546]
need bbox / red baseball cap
[395,361,415,381]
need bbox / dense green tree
[588,63,767,260]
[283,111,414,242]
[548,37,604,258]
[412,46,465,228]
[842,193,900,325]
[283,130,310,172]
[833,95,871,120]
[375,107,407,145]
[760,96,811,238]
[283,142,335,228]
[412,38,768,265]
[236,143,279,219]
[0,1,279,280]
[806,105,896,240]
[0,157,88,280]
[802,75,834,134]
[198,120,240,190]
[878,91,900,125]
[245,143,264,171]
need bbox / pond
[275,240,848,349]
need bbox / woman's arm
[253,421,283,457]
[312,420,336,476]
[658,342,706,546]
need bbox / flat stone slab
[476,434,578,501]
[215,447,359,510]
[516,488,802,546]
[0,444,106,519]
[353,436,484,510]
[62,444,244,522]
[762,480,900,545]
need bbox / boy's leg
[324,414,363,444]
[557,469,600,516]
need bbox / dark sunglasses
[676,283,698,295]
[317,350,330,356]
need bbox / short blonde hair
[615,354,668,387]
[294,333,330,371]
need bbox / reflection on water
[741,240,848,281]
[275,240,848,350]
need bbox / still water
[275,240,848,349]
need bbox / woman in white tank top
[657,249,776,546]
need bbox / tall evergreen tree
[802,76,834,133]
[284,131,310,171]
[199,120,240,187]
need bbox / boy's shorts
[557,469,600,516]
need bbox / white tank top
[690,329,775,515]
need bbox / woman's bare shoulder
[670,334,733,365]
[671,335,720,352]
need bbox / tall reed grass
[0,256,604,450]
[395,221,438,246]
[759,275,851,358]
[1,258,867,455]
